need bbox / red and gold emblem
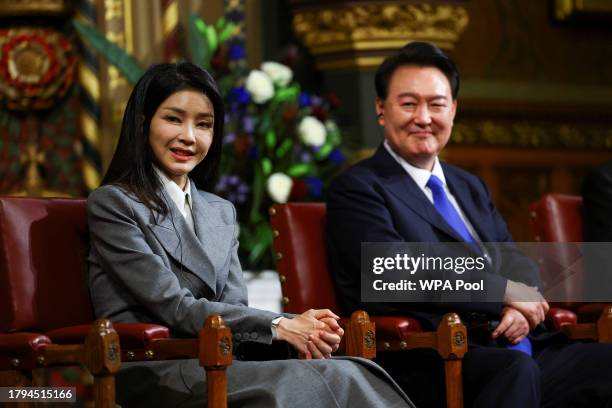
[0,27,77,110]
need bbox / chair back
[0,197,94,333]
[528,193,583,304]
[270,203,340,314]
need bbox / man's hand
[276,309,341,359]
[504,280,549,329]
[492,307,530,344]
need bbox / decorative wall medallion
[0,28,77,110]
[364,330,375,349]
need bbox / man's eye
[402,102,416,107]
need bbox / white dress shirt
[154,167,195,233]
[383,140,482,243]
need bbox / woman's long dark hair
[102,63,225,215]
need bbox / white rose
[298,116,327,147]
[245,70,274,104]
[261,61,293,87]
[266,172,293,203]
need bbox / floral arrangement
[73,15,346,269]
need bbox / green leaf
[275,139,293,158]
[315,142,333,160]
[205,25,218,55]
[218,22,237,43]
[72,19,144,84]
[215,17,226,30]
[248,224,273,265]
[249,166,264,224]
[287,163,312,177]
[261,158,272,176]
[273,85,299,103]
[265,129,276,149]
[189,14,208,67]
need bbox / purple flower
[310,95,322,106]
[328,148,345,164]
[223,132,236,145]
[242,116,255,133]
[248,146,259,159]
[300,151,312,163]
[229,44,246,60]
[215,174,251,204]
[305,176,323,198]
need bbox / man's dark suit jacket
[326,145,541,330]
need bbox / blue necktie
[426,175,476,244]
[427,175,532,356]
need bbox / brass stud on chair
[269,207,277,216]
[36,356,46,366]
[10,358,20,368]
[535,235,541,242]
[383,342,391,350]
[276,252,283,260]
[530,211,536,219]
[399,341,408,350]
[279,274,286,283]
[126,351,135,361]
[281,296,290,305]
[273,229,279,238]
[144,350,154,360]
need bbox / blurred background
[1,0,611,270]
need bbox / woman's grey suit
[87,182,412,408]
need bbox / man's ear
[375,97,385,126]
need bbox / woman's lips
[170,148,194,161]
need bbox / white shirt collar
[154,167,192,211]
[383,140,446,188]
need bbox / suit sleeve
[88,186,278,342]
[327,168,506,317]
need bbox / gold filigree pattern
[452,119,612,150]
[0,0,69,16]
[292,3,469,69]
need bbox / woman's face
[149,89,214,190]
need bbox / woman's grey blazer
[87,181,413,408]
[88,181,280,344]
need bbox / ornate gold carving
[453,331,466,347]
[0,0,70,16]
[292,3,469,70]
[219,335,231,356]
[364,330,375,349]
[452,119,612,150]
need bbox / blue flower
[300,151,312,163]
[215,174,251,204]
[223,132,236,145]
[328,148,345,164]
[228,86,250,105]
[299,92,311,107]
[248,146,259,159]
[229,44,246,60]
[304,176,323,198]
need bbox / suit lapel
[373,147,465,242]
[443,164,493,242]
[147,186,218,296]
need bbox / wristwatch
[271,316,284,339]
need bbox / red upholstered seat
[529,193,608,321]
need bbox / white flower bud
[245,70,274,104]
[298,116,327,147]
[266,172,293,203]
[261,61,293,87]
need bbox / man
[326,42,612,408]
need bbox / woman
[87,62,413,407]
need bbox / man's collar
[383,140,446,189]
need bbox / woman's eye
[165,115,180,123]
[197,121,213,129]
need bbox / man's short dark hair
[375,41,460,100]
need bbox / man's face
[376,65,457,170]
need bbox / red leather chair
[0,196,231,408]
[270,203,467,408]
[529,193,612,341]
